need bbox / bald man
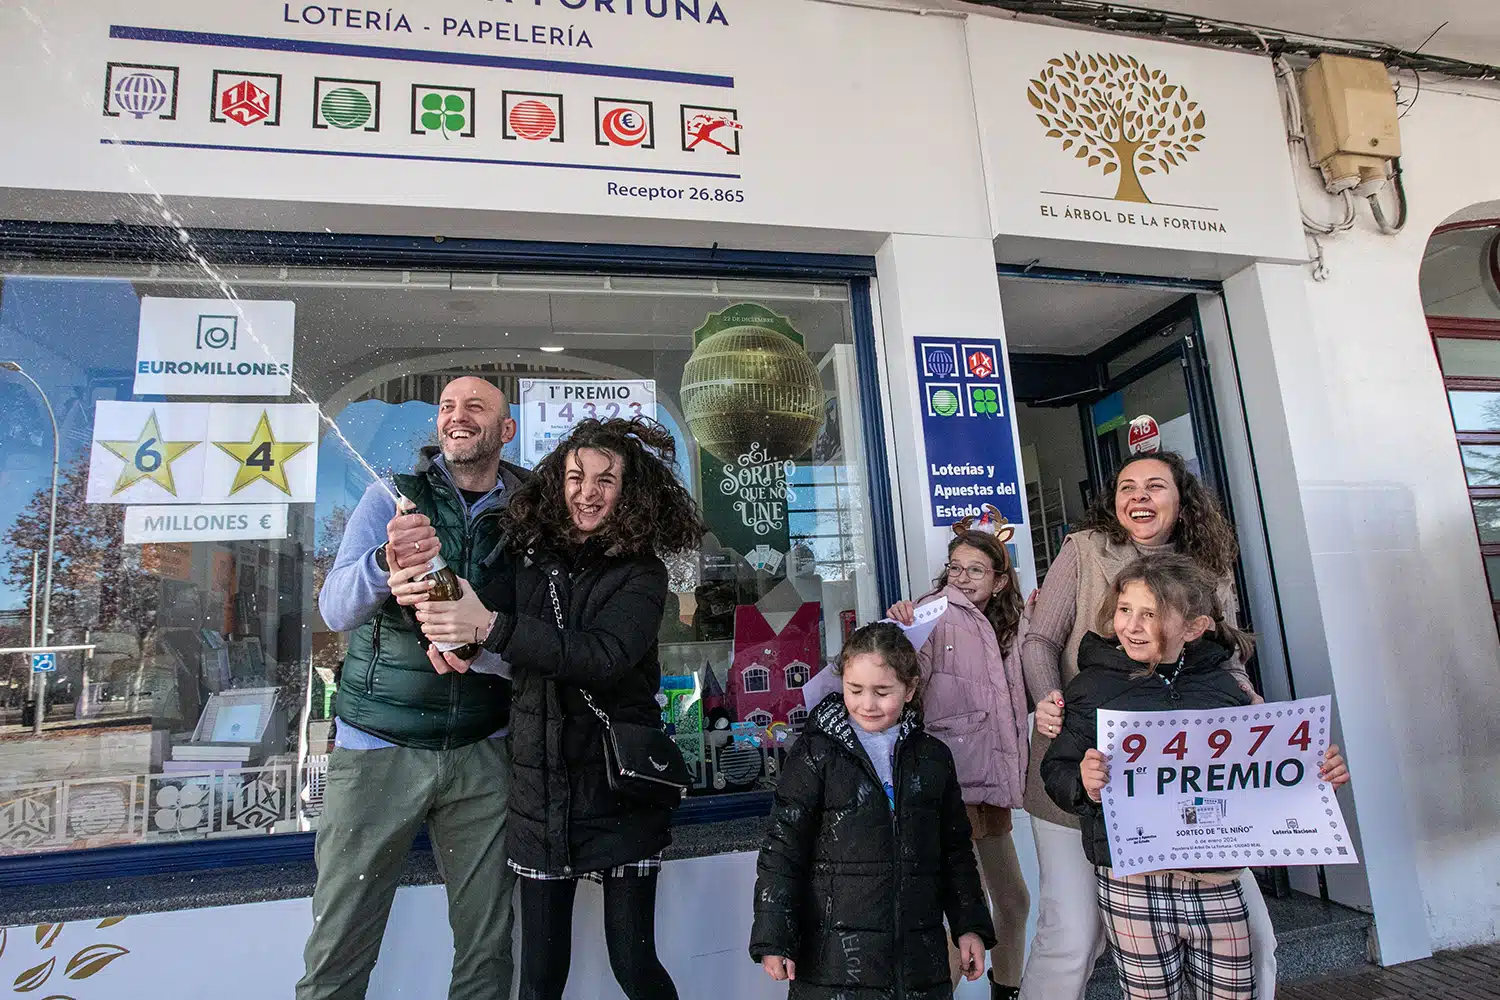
[301,377,526,1000]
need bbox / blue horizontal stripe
[108,24,735,88]
[100,137,743,180]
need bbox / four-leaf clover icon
[972,387,1000,415]
[421,93,467,139]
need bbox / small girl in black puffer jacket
[750,623,996,999]
[1042,554,1350,1000]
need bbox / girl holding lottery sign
[1041,554,1349,1000]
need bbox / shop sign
[967,17,1305,260]
[516,379,656,468]
[701,442,796,555]
[125,504,289,544]
[134,297,296,397]
[1099,696,1358,876]
[914,338,1023,527]
[1128,414,1161,454]
[1,0,993,241]
[87,401,319,504]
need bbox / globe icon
[321,87,373,129]
[925,348,956,377]
[114,72,169,119]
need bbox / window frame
[783,661,810,689]
[0,220,900,887]
[741,666,771,694]
[1429,314,1500,632]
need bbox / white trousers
[1018,816,1278,1000]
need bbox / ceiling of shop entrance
[939,0,1499,67]
[999,278,1187,354]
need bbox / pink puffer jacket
[915,585,1030,809]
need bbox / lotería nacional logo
[596,98,654,148]
[681,105,741,155]
[314,78,380,131]
[412,85,476,139]
[1028,52,1206,204]
[211,71,282,127]
[504,91,564,142]
[103,62,179,121]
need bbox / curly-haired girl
[396,417,705,1000]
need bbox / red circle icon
[509,100,557,140]
[601,106,648,146]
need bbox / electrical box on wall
[1299,54,1401,193]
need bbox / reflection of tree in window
[1462,446,1500,487]
[3,457,161,714]
[742,665,770,694]
[784,661,810,689]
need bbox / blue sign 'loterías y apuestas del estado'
[914,337,1023,527]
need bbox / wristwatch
[374,543,390,573]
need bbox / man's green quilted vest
[334,464,511,750]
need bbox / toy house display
[726,601,820,734]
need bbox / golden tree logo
[1028,52,1207,204]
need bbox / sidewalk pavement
[1280,944,1500,999]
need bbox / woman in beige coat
[1017,452,1274,1000]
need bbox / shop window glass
[1460,445,1500,487]
[1486,558,1500,602]
[0,259,883,856]
[1437,338,1500,378]
[1448,391,1500,432]
[1474,499,1500,545]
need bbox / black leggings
[518,872,678,1000]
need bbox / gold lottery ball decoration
[680,307,824,463]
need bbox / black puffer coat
[749,694,995,1000]
[1041,632,1252,868]
[479,538,671,874]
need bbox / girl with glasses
[888,528,1030,1000]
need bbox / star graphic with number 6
[214,411,312,495]
[99,411,199,496]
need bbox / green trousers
[297,739,516,1000]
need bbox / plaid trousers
[1096,868,1256,1000]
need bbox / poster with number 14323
[1098,696,1357,876]
[517,379,656,469]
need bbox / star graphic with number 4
[99,411,199,496]
[213,411,312,495]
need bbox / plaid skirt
[1096,867,1255,1000]
[509,854,663,885]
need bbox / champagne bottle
[397,494,480,660]
[422,551,482,660]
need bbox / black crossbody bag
[547,580,691,808]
